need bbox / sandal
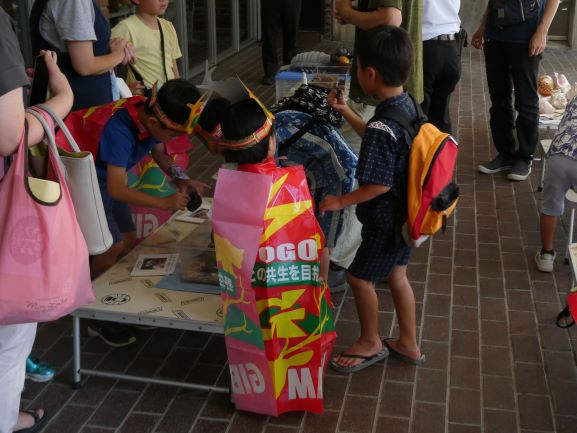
[382,338,426,365]
[330,348,389,373]
[14,409,47,433]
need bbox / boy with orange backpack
[319,26,425,372]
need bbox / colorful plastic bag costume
[212,160,336,415]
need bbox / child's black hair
[220,98,272,164]
[147,79,201,126]
[356,25,413,87]
[197,97,231,133]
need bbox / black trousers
[260,0,302,78]
[421,39,461,134]
[484,40,541,163]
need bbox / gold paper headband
[148,82,207,134]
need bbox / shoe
[382,338,426,365]
[88,321,136,347]
[507,159,532,181]
[330,348,389,373]
[14,409,47,433]
[534,250,555,272]
[26,357,55,383]
[262,75,275,85]
[478,155,512,174]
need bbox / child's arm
[319,183,390,213]
[106,164,189,210]
[150,143,209,194]
[327,89,366,137]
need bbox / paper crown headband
[148,82,207,134]
[195,78,274,152]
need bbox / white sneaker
[534,250,555,272]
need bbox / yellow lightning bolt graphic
[256,289,306,340]
[260,173,312,243]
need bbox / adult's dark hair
[356,25,413,87]
[220,98,272,164]
[147,79,201,125]
[197,97,230,132]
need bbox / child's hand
[163,192,189,210]
[319,195,344,214]
[129,81,146,96]
[327,89,348,114]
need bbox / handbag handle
[33,104,82,153]
[25,108,67,176]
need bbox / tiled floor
[21,42,577,433]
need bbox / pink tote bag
[0,109,93,324]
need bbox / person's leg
[540,214,557,251]
[0,323,37,433]
[483,41,516,161]
[281,0,302,65]
[536,154,574,271]
[510,44,541,163]
[260,0,281,80]
[384,265,421,360]
[332,273,383,368]
[420,40,439,121]
[426,41,461,133]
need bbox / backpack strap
[372,93,427,139]
[277,116,317,153]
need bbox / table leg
[72,315,82,389]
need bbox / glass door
[183,0,258,78]
[549,0,571,40]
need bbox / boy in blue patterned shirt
[319,26,425,373]
[535,96,577,273]
[320,25,424,372]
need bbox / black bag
[490,0,541,27]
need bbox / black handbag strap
[128,18,168,85]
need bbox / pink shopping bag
[0,110,93,325]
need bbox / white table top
[73,203,223,333]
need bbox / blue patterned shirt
[550,96,577,160]
[355,92,417,229]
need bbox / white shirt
[422,0,461,41]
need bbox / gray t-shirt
[39,0,96,52]
[0,8,28,96]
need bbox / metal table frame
[71,307,228,393]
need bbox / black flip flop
[382,338,426,365]
[14,409,47,433]
[330,348,389,373]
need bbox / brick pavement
[20,43,577,433]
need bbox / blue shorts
[100,186,135,243]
